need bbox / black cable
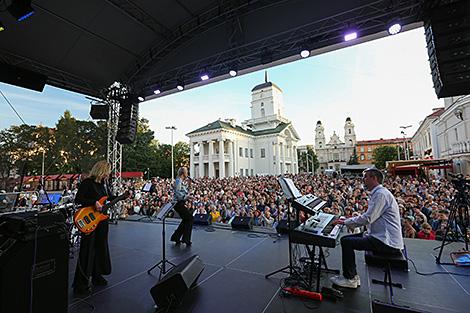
[0,89,27,125]
[408,257,470,277]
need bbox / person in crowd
[417,222,436,240]
[330,168,404,289]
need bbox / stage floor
[68,220,470,313]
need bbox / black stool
[365,249,408,302]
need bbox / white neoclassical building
[411,108,444,159]
[314,118,357,171]
[187,76,300,178]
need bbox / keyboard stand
[305,245,340,292]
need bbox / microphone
[187,176,196,183]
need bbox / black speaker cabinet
[231,216,253,230]
[372,299,425,313]
[276,220,290,234]
[0,62,47,92]
[150,255,204,308]
[0,211,69,313]
[193,213,212,225]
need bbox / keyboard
[291,212,343,248]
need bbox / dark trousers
[340,233,400,279]
[73,221,111,288]
[171,201,194,243]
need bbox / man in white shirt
[330,168,404,288]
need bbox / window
[245,148,248,157]
[250,149,253,158]
[261,148,266,158]
[245,169,249,176]
[251,169,254,176]
[333,153,339,160]
[240,169,243,176]
[367,147,372,152]
[239,147,243,157]
[261,108,265,117]
[455,128,458,141]
[367,154,372,160]
[360,147,365,152]
[360,154,365,160]
[348,129,351,134]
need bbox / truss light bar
[153,89,161,95]
[229,69,238,77]
[200,74,210,81]
[388,23,402,35]
[344,31,357,42]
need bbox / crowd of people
[118,172,464,241]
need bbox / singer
[170,167,194,246]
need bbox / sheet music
[142,182,152,192]
[283,178,302,199]
[156,201,176,220]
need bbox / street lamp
[307,154,314,175]
[399,125,412,160]
[38,147,45,186]
[165,126,177,180]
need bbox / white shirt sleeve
[344,192,387,228]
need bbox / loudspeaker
[150,255,204,308]
[231,216,253,230]
[193,213,212,225]
[117,99,139,144]
[90,104,109,120]
[276,220,290,234]
[372,299,425,313]
[0,62,47,92]
[425,0,470,98]
[0,211,69,313]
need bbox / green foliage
[372,145,398,169]
[297,146,319,173]
[348,149,359,165]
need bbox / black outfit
[171,200,194,244]
[73,177,114,290]
[340,233,401,279]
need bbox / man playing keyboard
[330,168,404,289]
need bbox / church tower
[344,117,356,147]
[315,121,325,149]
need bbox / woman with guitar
[72,160,115,294]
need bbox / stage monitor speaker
[231,216,253,230]
[425,0,470,98]
[276,220,290,234]
[372,299,425,313]
[0,62,47,92]
[0,211,69,313]
[150,255,204,309]
[90,104,109,120]
[193,213,212,225]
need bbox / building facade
[356,138,411,164]
[314,117,356,171]
[186,76,300,178]
[433,95,470,174]
[411,108,444,159]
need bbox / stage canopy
[0,0,425,100]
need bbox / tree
[297,146,319,173]
[372,145,398,169]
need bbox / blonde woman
[73,160,114,294]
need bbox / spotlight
[200,74,209,81]
[229,69,238,77]
[8,0,34,22]
[344,31,357,42]
[300,49,310,58]
[387,22,402,35]
[153,89,161,95]
[0,21,5,32]
[176,81,184,91]
[137,96,145,102]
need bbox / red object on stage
[282,287,323,301]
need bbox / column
[219,139,225,178]
[198,142,204,178]
[228,140,234,177]
[280,143,285,174]
[208,140,214,178]
[189,142,195,177]
[276,142,281,175]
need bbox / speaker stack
[193,213,212,225]
[425,0,470,98]
[117,97,139,144]
[231,216,253,230]
[0,211,69,313]
[150,255,204,309]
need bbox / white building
[411,108,444,159]
[187,75,300,178]
[314,118,356,171]
[433,95,470,174]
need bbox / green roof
[186,120,290,137]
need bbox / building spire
[264,70,268,83]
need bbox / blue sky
[1,27,443,145]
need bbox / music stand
[265,177,304,280]
[147,201,177,280]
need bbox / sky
[0,27,443,146]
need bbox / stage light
[200,74,209,81]
[153,89,161,95]
[137,96,144,102]
[344,31,357,42]
[388,22,402,35]
[300,49,310,58]
[0,21,5,32]
[8,0,34,22]
[229,69,238,77]
[176,82,184,91]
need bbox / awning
[118,172,144,178]
[46,175,60,181]
[59,174,74,180]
